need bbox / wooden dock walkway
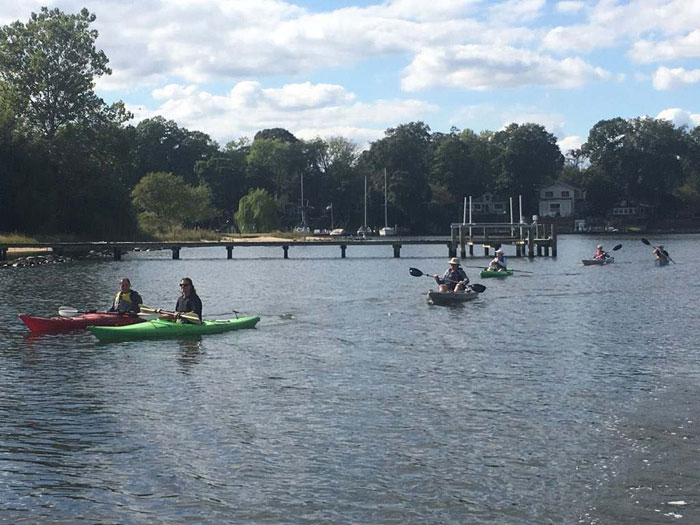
[0,238,455,261]
[1,222,557,261]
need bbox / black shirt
[176,293,202,320]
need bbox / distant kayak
[89,316,260,342]
[480,269,513,278]
[427,289,479,306]
[19,312,143,333]
[582,257,614,266]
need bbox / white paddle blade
[58,306,80,317]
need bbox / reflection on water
[1,235,700,522]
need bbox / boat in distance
[581,257,614,266]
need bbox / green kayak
[480,269,514,278]
[89,316,260,342]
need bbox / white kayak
[427,289,479,306]
[582,257,614,266]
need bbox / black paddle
[641,238,675,263]
[409,267,486,293]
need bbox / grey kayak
[581,257,614,265]
[427,289,479,306]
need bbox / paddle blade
[137,312,158,320]
[58,306,80,317]
[409,267,425,277]
[471,283,486,293]
[612,244,622,251]
[641,238,651,245]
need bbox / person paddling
[593,245,608,260]
[486,248,508,271]
[108,278,143,314]
[157,277,202,323]
[652,244,670,264]
[433,257,469,292]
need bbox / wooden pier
[450,221,557,258]
[1,223,557,262]
[0,238,457,261]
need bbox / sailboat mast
[364,174,368,229]
[383,168,388,228]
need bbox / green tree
[0,7,129,138]
[134,117,218,186]
[131,171,216,233]
[491,123,564,213]
[364,122,434,232]
[234,188,279,233]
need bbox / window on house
[550,203,560,212]
[561,191,570,197]
[545,191,553,198]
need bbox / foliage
[131,172,217,234]
[234,188,279,233]
[0,7,129,138]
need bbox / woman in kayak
[157,277,202,322]
[593,245,608,260]
[486,249,508,271]
[108,278,143,314]
[434,257,469,292]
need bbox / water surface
[1,234,699,523]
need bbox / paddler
[652,244,670,263]
[157,277,202,323]
[593,244,608,260]
[486,248,508,271]
[434,257,469,292]
[108,278,143,314]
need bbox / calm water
[1,234,699,523]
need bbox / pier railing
[450,222,557,258]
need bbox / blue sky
[3,0,699,152]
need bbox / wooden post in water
[551,224,557,257]
[528,226,534,258]
[392,244,401,258]
[449,226,462,257]
[340,245,347,258]
[171,247,180,260]
[282,245,289,259]
[113,248,122,261]
[459,225,466,258]
[226,245,233,259]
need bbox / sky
[2,0,699,152]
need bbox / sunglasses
[179,283,191,288]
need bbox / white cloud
[631,29,700,63]
[652,66,700,90]
[558,135,583,153]
[402,45,610,91]
[488,0,545,24]
[656,108,700,128]
[128,80,437,144]
[555,1,585,14]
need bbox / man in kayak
[593,245,608,260]
[486,248,508,271]
[108,278,143,314]
[652,244,670,263]
[157,277,202,322]
[434,258,469,292]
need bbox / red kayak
[18,312,145,332]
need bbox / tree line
[1,7,699,239]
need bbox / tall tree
[0,7,129,138]
[491,123,564,214]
